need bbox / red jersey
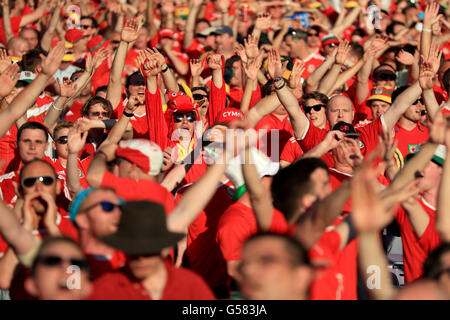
[0,125,19,175]
[112,98,150,140]
[297,53,325,79]
[85,250,127,280]
[280,136,304,164]
[393,122,429,167]
[216,201,288,262]
[100,171,175,214]
[0,16,22,45]
[175,180,234,288]
[89,260,215,300]
[255,114,293,160]
[63,101,84,122]
[395,197,439,283]
[48,156,92,190]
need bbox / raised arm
[1,0,14,44]
[148,48,179,92]
[420,42,442,121]
[317,40,350,95]
[66,124,88,196]
[330,7,361,37]
[241,57,262,114]
[107,17,143,109]
[305,49,336,93]
[0,42,65,138]
[20,0,48,27]
[268,49,309,139]
[207,54,226,127]
[420,3,440,60]
[40,1,63,52]
[183,0,203,50]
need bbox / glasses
[89,111,109,117]
[193,94,208,101]
[304,104,326,114]
[111,40,121,44]
[21,176,55,188]
[173,113,195,123]
[326,43,338,48]
[308,32,318,37]
[80,25,92,30]
[374,72,396,81]
[80,201,121,213]
[413,99,424,105]
[36,255,89,270]
[56,136,68,144]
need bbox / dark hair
[21,48,47,72]
[225,55,240,70]
[19,159,56,186]
[349,42,364,60]
[30,236,85,275]
[443,68,450,94]
[373,63,397,76]
[191,86,209,95]
[284,29,308,42]
[391,86,409,103]
[81,96,113,117]
[17,121,49,142]
[423,242,450,280]
[80,16,98,28]
[95,85,108,96]
[197,18,211,27]
[302,91,329,106]
[352,28,367,38]
[244,232,311,266]
[402,4,417,15]
[271,158,328,221]
[386,21,406,36]
[262,79,276,97]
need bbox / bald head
[395,279,449,300]
[7,37,29,59]
[326,95,354,128]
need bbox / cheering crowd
[0,0,449,300]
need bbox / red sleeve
[268,209,288,234]
[248,84,262,110]
[298,121,334,167]
[418,217,441,254]
[280,137,304,163]
[145,87,169,149]
[208,75,226,127]
[356,116,383,156]
[308,229,342,267]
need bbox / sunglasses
[193,94,208,101]
[374,72,396,81]
[36,255,89,270]
[21,176,55,188]
[413,99,424,105]
[111,40,121,44]
[173,113,195,123]
[326,43,338,48]
[56,136,68,144]
[81,201,121,213]
[89,111,109,117]
[80,25,92,30]
[304,104,326,114]
[308,32,318,37]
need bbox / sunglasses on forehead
[21,176,55,188]
[304,104,326,114]
[173,113,195,123]
[36,255,89,270]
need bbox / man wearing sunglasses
[65,29,89,65]
[80,16,98,41]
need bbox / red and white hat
[116,139,163,176]
[214,108,244,125]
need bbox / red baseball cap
[214,108,244,125]
[159,28,176,39]
[65,28,85,44]
[87,35,110,53]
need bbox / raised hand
[39,191,60,234]
[323,130,345,150]
[267,48,286,79]
[56,77,77,97]
[0,63,20,98]
[88,48,108,73]
[288,60,305,89]
[426,41,442,73]
[254,13,272,30]
[68,122,88,154]
[145,48,166,67]
[380,125,398,163]
[419,57,437,90]
[423,2,441,27]
[40,41,65,76]
[206,54,223,70]
[335,40,351,65]
[125,95,142,114]
[243,58,262,81]
[244,34,259,60]
[235,44,248,64]
[190,59,204,77]
[121,17,143,43]
[396,50,415,65]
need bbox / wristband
[274,79,286,90]
[161,65,169,73]
[422,28,432,32]
[123,110,134,118]
[51,102,63,111]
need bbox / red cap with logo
[214,108,244,125]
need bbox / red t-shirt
[393,122,429,167]
[0,125,19,175]
[255,114,293,161]
[63,101,84,123]
[89,260,216,300]
[280,136,304,164]
[49,156,92,190]
[100,171,175,214]
[85,250,127,280]
[112,98,150,140]
[297,53,325,79]
[216,201,288,262]
[395,197,439,283]
[0,16,22,45]
[308,216,358,300]
[175,181,234,288]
